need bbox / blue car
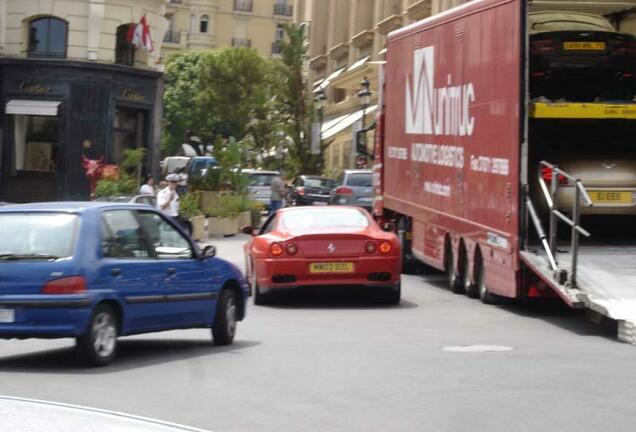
[0,202,249,366]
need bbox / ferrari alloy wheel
[385,280,401,305]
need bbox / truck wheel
[475,254,495,304]
[398,218,417,274]
[76,304,118,367]
[463,251,478,298]
[212,289,237,346]
[446,245,463,294]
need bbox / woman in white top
[139,175,156,195]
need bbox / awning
[314,67,345,92]
[6,100,61,116]
[322,105,377,140]
[347,56,369,72]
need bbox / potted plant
[180,193,205,240]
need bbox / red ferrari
[244,206,401,305]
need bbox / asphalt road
[1,235,635,432]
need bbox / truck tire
[446,244,464,294]
[460,247,478,298]
[76,304,118,367]
[212,289,237,346]
[398,218,417,274]
[475,253,495,304]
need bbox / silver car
[329,169,374,210]
[245,169,280,210]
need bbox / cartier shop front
[0,58,163,203]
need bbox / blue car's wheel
[212,290,237,346]
[76,304,118,367]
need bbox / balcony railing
[271,41,283,54]
[169,0,182,4]
[163,30,181,44]
[232,37,252,48]
[273,3,293,16]
[234,0,253,12]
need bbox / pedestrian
[157,174,180,224]
[269,173,286,215]
[139,175,155,195]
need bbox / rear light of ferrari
[42,276,87,294]
[286,243,298,255]
[379,241,392,254]
[335,186,353,195]
[365,241,377,254]
[270,243,284,256]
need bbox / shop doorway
[113,106,148,164]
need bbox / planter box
[207,217,224,237]
[189,215,206,241]
[238,211,251,229]
[221,216,239,236]
[201,191,221,214]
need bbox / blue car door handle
[111,268,122,276]
[166,267,176,275]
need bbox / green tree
[163,51,213,156]
[274,23,320,176]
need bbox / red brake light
[541,167,568,185]
[335,186,353,195]
[42,276,87,294]
[379,241,392,254]
[530,39,555,53]
[297,187,305,196]
[365,241,377,254]
[270,243,284,256]
[286,243,298,255]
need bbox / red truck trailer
[373,0,636,343]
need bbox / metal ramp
[522,162,636,344]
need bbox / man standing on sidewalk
[157,174,180,224]
[269,173,286,215]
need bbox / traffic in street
[2,235,635,432]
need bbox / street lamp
[358,76,372,129]
[314,87,327,125]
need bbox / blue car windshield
[0,213,77,258]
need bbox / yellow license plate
[588,190,632,204]
[310,262,354,273]
[563,42,605,51]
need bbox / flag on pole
[127,15,154,53]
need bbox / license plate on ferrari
[310,262,354,273]
[0,308,15,323]
[588,190,632,204]
[563,41,605,51]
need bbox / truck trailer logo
[405,46,475,136]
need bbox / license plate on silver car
[0,308,15,323]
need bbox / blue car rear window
[0,213,77,259]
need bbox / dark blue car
[0,202,249,366]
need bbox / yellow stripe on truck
[530,102,636,120]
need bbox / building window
[27,17,67,58]
[115,24,136,66]
[200,15,209,33]
[114,107,146,163]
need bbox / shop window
[115,24,136,66]
[200,15,209,33]
[114,107,146,163]
[27,17,67,58]
[13,115,59,172]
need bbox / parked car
[244,206,401,305]
[183,156,218,183]
[244,169,280,210]
[529,11,636,101]
[329,169,374,210]
[95,194,157,207]
[542,157,636,215]
[0,202,249,366]
[160,156,190,177]
[287,175,336,206]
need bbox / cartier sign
[19,82,52,94]
[121,89,146,102]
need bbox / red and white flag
[127,15,153,53]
